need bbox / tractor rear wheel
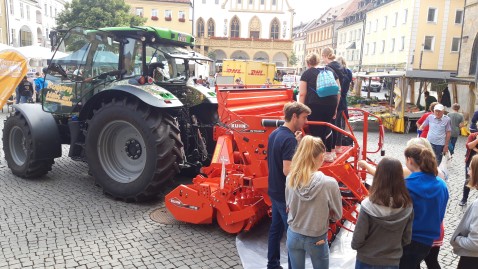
[85,98,183,202]
[2,112,54,178]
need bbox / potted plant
[179,17,185,22]
[165,16,172,21]
[151,16,158,21]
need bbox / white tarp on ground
[236,219,357,269]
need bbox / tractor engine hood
[111,79,183,108]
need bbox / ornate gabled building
[194,0,294,67]
[305,0,355,56]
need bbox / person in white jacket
[285,135,342,269]
[451,154,478,268]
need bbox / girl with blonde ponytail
[285,135,342,269]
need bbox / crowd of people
[266,48,477,269]
[14,71,47,104]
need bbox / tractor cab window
[145,44,189,83]
[122,38,142,77]
[44,27,120,114]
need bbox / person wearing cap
[419,103,451,165]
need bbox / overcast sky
[292,0,350,26]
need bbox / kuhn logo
[249,70,264,76]
[228,120,249,130]
[225,68,242,74]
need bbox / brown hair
[468,155,478,189]
[452,103,460,111]
[404,145,438,176]
[429,102,438,112]
[322,47,336,61]
[288,136,326,189]
[369,157,412,208]
[305,53,319,67]
[283,102,311,122]
[336,56,347,68]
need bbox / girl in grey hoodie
[352,157,414,269]
[285,135,342,269]
[450,154,478,269]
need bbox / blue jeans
[355,260,398,269]
[267,198,289,269]
[449,137,458,155]
[430,143,444,165]
[287,229,329,269]
[399,240,431,269]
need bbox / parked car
[361,80,382,92]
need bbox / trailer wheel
[85,99,183,202]
[2,112,54,178]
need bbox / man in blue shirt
[419,103,451,165]
[267,102,311,269]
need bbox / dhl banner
[0,49,28,108]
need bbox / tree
[56,0,147,30]
[289,51,298,66]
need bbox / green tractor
[2,27,218,201]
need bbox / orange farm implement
[166,85,385,241]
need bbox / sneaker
[335,146,344,154]
[324,152,336,163]
[459,200,467,206]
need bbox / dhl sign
[222,59,276,85]
[225,68,243,74]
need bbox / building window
[455,10,463,24]
[237,0,241,4]
[470,35,478,75]
[372,42,376,54]
[26,5,30,20]
[165,10,172,20]
[427,8,437,23]
[20,3,24,18]
[374,19,378,32]
[215,0,219,3]
[403,9,408,24]
[197,18,205,37]
[261,0,264,4]
[207,18,215,37]
[270,18,279,39]
[381,40,385,53]
[451,37,460,52]
[424,36,434,51]
[383,16,387,29]
[249,16,261,38]
[178,11,185,22]
[9,1,13,15]
[55,8,57,17]
[50,6,52,17]
[44,4,47,16]
[249,0,253,4]
[20,27,32,46]
[365,43,369,55]
[390,38,395,52]
[357,30,361,41]
[230,17,240,38]
[393,12,398,27]
[135,8,143,17]
[202,0,206,3]
[272,0,276,5]
[367,22,371,34]
[400,36,405,51]
[152,9,158,17]
[10,29,15,45]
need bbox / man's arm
[283,160,291,176]
[467,134,478,150]
[443,131,451,153]
[419,115,430,130]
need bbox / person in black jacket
[440,87,451,108]
[17,76,34,103]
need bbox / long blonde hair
[288,135,326,189]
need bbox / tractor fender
[79,85,184,120]
[12,104,62,160]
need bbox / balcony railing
[196,36,292,50]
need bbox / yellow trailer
[222,59,276,85]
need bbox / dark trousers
[449,136,458,155]
[457,256,478,269]
[416,246,440,269]
[430,143,444,165]
[399,240,431,269]
[463,167,470,203]
[334,109,346,147]
[308,102,337,152]
[267,198,290,269]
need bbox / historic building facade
[125,0,192,34]
[305,0,356,56]
[193,0,294,67]
[361,0,464,73]
[6,0,66,47]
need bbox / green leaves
[56,0,147,29]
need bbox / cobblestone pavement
[0,108,474,268]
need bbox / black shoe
[459,200,467,206]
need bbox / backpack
[316,67,339,97]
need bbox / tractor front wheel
[85,99,183,202]
[2,112,54,178]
